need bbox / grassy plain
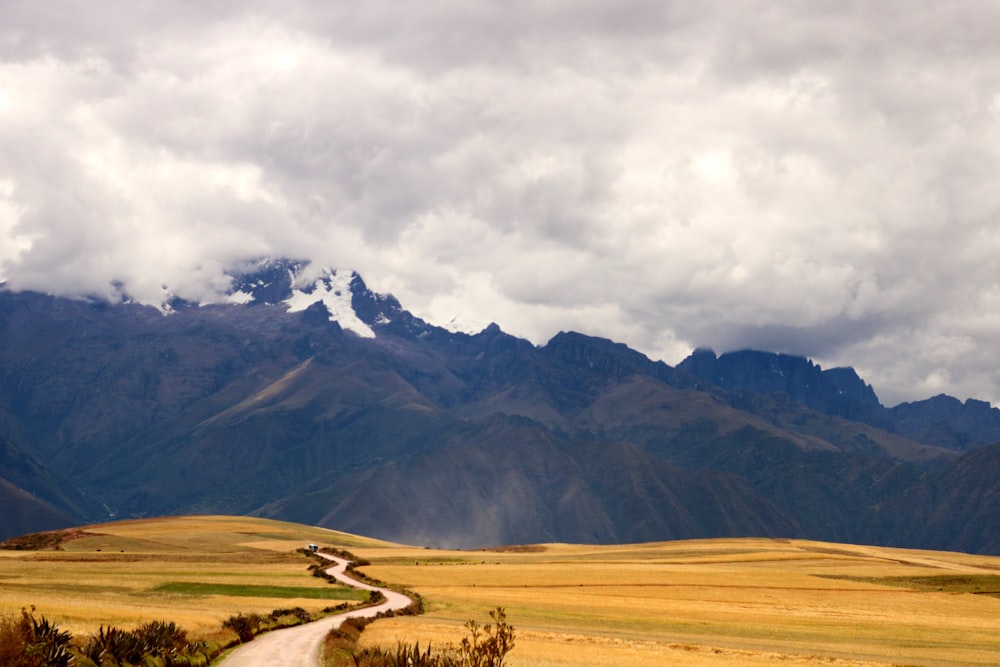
[3,517,1000,666]
[0,515,383,643]
[349,539,1000,667]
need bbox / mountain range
[2,258,1000,553]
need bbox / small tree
[457,607,515,667]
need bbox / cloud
[2,1,1000,406]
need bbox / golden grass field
[3,516,1000,666]
[349,539,1000,667]
[0,515,383,644]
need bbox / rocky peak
[224,258,427,340]
[226,257,304,305]
[889,395,1000,451]
[542,331,677,384]
[348,273,434,339]
[678,348,883,420]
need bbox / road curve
[217,553,412,667]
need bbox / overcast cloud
[2,1,1000,406]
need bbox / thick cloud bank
[2,1,1000,405]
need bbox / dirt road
[217,553,412,667]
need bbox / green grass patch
[820,573,1000,597]
[153,581,369,600]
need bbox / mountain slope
[0,479,79,541]
[2,260,1000,552]
[884,443,1000,554]
[0,436,96,539]
[268,414,799,548]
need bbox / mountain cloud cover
[2,1,1000,406]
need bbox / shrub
[361,641,441,667]
[79,620,214,666]
[80,625,145,664]
[268,607,312,625]
[349,607,514,667]
[2,609,215,667]
[136,620,188,656]
[222,612,262,644]
[0,607,73,667]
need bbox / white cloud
[2,1,1000,405]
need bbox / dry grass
[0,515,387,641]
[349,538,1000,667]
[5,519,1000,666]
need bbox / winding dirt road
[217,553,412,667]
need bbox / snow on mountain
[283,269,375,339]
[106,255,458,341]
[225,290,255,305]
[219,258,376,338]
[441,313,491,336]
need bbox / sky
[2,1,1000,407]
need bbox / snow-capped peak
[221,258,378,339]
[441,313,491,336]
[283,268,375,339]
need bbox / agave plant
[82,625,146,665]
[19,608,74,667]
[134,620,188,657]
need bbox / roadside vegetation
[324,607,514,667]
[0,600,364,665]
[0,607,72,667]
[0,525,502,667]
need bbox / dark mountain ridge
[679,348,1000,450]
[2,259,999,552]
